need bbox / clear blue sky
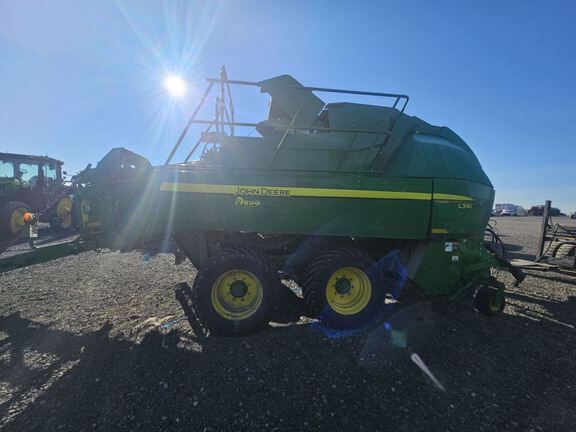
[1,0,575,212]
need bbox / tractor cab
[0,153,64,191]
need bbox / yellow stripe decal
[433,193,474,202]
[159,183,473,202]
[431,228,449,234]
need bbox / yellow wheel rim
[489,296,501,312]
[56,196,73,228]
[80,199,91,224]
[9,207,28,234]
[211,269,263,320]
[326,267,372,315]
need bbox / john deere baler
[0,68,523,334]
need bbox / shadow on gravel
[506,291,576,328]
[524,271,576,287]
[501,242,536,261]
[1,295,576,431]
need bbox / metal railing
[165,66,410,171]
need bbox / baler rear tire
[192,247,280,335]
[302,246,384,329]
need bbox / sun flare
[164,75,187,98]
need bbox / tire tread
[191,246,279,335]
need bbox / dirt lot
[1,217,575,431]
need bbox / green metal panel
[380,123,492,186]
[414,239,498,295]
[118,169,434,241]
[258,75,325,128]
[431,179,495,240]
[71,150,495,251]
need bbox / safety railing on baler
[164,66,409,172]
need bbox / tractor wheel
[0,201,31,239]
[302,246,384,329]
[192,247,280,335]
[474,286,505,316]
[49,196,74,231]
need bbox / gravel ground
[1,217,575,431]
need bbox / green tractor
[0,68,523,334]
[0,152,72,240]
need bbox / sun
[164,74,187,98]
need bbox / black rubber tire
[474,286,505,316]
[48,196,74,232]
[302,246,385,329]
[0,201,31,238]
[192,247,280,335]
[49,216,74,233]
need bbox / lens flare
[164,75,187,98]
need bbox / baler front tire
[192,247,280,335]
[302,246,384,329]
[474,286,505,316]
